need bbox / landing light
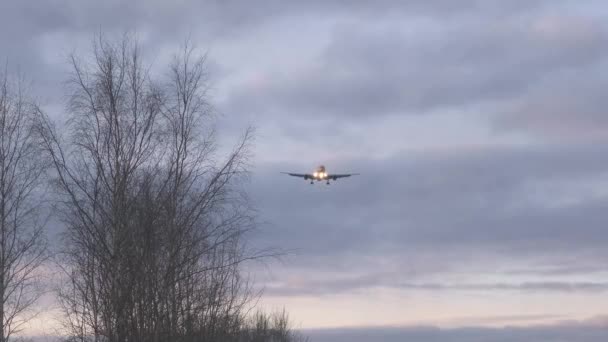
[313,172,318,178]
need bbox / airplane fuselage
[282,165,357,184]
[310,165,328,181]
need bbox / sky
[2,0,608,341]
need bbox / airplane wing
[328,173,360,179]
[281,172,312,178]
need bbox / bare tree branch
[0,67,49,342]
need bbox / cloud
[506,264,608,276]
[264,276,608,297]
[3,1,606,142]
[254,142,608,252]
[305,319,608,342]
[3,0,608,332]
[23,316,608,341]
[23,318,608,342]
[494,65,608,140]
[223,8,608,123]
[249,141,608,293]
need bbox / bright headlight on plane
[313,172,318,178]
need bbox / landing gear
[326,181,330,185]
[310,181,314,184]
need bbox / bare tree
[35,34,283,342]
[240,309,309,342]
[0,68,49,341]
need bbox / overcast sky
[2,0,608,341]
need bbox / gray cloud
[506,265,608,276]
[3,1,605,141]
[224,5,608,123]
[0,0,551,58]
[305,319,608,342]
[249,142,608,290]
[264,277,608,297]
[24,316,608,342]
[0,0,551,35]
[3,0,608,332]
[254,142,608,251]
[494,66,608,140]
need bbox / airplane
[282,165,359,184]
